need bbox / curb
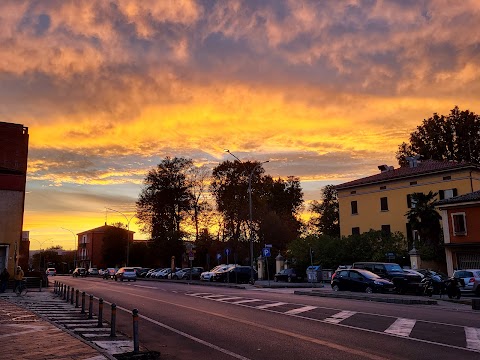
[293,290,438,305]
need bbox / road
[56,277,480,360]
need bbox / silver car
[115,267,137,282]
[453,269,480,295]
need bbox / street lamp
[61,228,77,269]
[224,149,269,284]
[106,208,135,266]
[31,238,52,270]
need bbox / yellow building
[336,160,480,241]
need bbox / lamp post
[106,208,135,266]
[31,238,52,270]
[61,228,77,269]
[224,149,269,284]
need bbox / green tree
[405,191,443,260]
[136,157,194,264]
[309,185,340,237]
[396,106,480,166]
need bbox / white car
[46,268,56,276]
[200,265,233,281]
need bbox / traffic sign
[225,248,230,256]
[262,248,271,257]
[265,244,272,248]
[188,251,194,261]
[216,253,222,260]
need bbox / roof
[78,224,135,235]
[435,190,480,207]
[336,160,480,190]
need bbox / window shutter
[453,188,458,197]
[407,194,411,208]
[439,190,444,200]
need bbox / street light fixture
[106,208,135,266]
[224,149,269,284]
[61,227,77,269]
[31,238,52,270]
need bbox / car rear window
[384,264,403,272]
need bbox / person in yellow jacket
[14,266,24,291]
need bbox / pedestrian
[0,267,9,293]
[14,266,24,291]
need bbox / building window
[380,186,386,190]
[380,197,388,211]
[410,181,417,185]
[352,227,360,235]
[406,194,417,208]
[451,213,466,235]
[351,201,358,215]
[443,176,451,181]
[350,190,356,194]
[439,188,457,200]
[381,225,391,236]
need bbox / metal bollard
[75,289,79,308]
[63,284,66,299]
[40,278,42,292]
[132,309,139,353]
[97,298,104,327]
[81,292,86,314]
[70,287,74,305]
[110,304,116,337]
[88,295,93,319]
[66,286,70,302]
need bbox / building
[0,122,29,274]
[436,190,480,276]
[77,223,134,269]
[336,160,480,242]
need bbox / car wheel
[121,278,124,282]
[332,284,340,291]
[173,276,178,280]
[128,279,130,282]
[365,286,373,294]
[115,277,117,281]
[209,277,213,282]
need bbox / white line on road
[324,311,356,324]
[465,327,480,350]
[256,302,287,309]
[217,297,243,301]
[203,294,229,299]
[133,284,158,289]
[284,306,317,315]
[385,318,416,337]
[187,293,213,297]
[231,299,263,304]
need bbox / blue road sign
[216,253,222,260]
[225,248,230,256]
[262,248,271,257]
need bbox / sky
[1,0,479,250]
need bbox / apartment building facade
[336,160,480,242]
[0,122,29,274]
[436,190,480,276]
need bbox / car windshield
[384,264,403,272]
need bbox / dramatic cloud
[1,0,479,248]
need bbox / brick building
[0,122,29,274]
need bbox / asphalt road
[56,277,480,360]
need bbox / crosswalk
[186,291,480,352]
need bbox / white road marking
[231,299,263,305]
[465,327,480,350]
[217,297,243,301]
[133,284,158,289]
[324,311,356,324]
[256,302,287,309]
[203,294,229,299]
[384,318,416,337]
[188,292,212,297]
[284,306,317,315]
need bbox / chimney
[406,155,421,168]
[378,164,393,173]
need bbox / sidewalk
[0,292,110,360]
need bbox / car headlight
[374,281,384,285]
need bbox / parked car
[146,268,163,278]
[88,268,99,276]
[72,267,87,277]
[274,268,304,283]
[453,269,480,295]
[103,268,116,280]
[178,267,204,280]
[45,268,56,276]
[136,267,151,278]
[213,266,257,284]
[168,268,188,280]
[352,262,422,294]
[200,265,233,281]
[331,269,395,293]
[115,267,137,282]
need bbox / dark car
[274,268,304,283]
[331,269,395,293]
[103,268,116,280]
[213,266,257,284]
[352,262,422,294]
[72,267,87,277]
[179,267,204,280]
[115,267,137,282]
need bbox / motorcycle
[444,277,464,299]
[421,273,446,297]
